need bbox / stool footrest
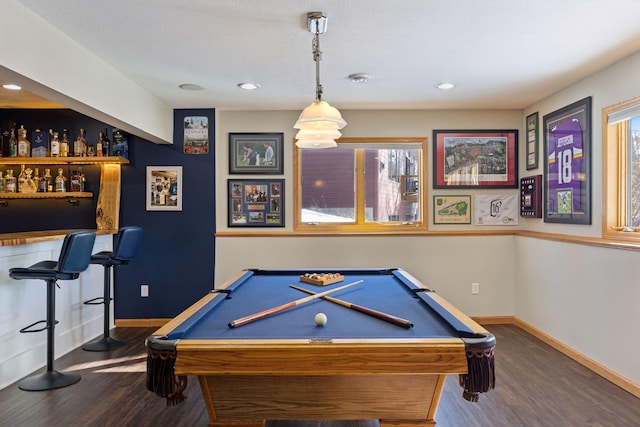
[20,319,58,333]
[83,296,110,305]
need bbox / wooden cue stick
[289,285,414,329]
[228,280,364,328]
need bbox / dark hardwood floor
[0,324,638,427]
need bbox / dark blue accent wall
[115,109,215,319]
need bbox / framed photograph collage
[228,179,284,227]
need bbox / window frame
[293,137,428,233]
[603,96,640,242]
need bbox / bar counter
[0,229,116,247]
[0,231,114,390]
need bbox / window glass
[295,138,426,231]
[603,96,640,239]
[629,116,640,227]
[300,148,355,223]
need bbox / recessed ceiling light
[435,82,455,90]
[179,83,205,91]
[237,82,260,90]
[348,73,370,83]
[2,83,22,90]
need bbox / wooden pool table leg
[379,373,445,427]
[200,375,265,427]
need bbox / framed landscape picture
[228,179,284,227]
[229,132,284,174]
[433,129,518,188]
[543,97,592,224]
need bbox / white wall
[514,50,640,386]
[0,235,112,389]
[514,237,640,384]
[215,235,515,317]
[215,109,522,316]
[216,108,523,234]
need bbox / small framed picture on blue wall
[146,166,183,211]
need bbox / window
[603,96,640,240]
[294,137,427,232]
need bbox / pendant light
[294,12,347,149]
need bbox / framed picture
[146,166,182,211]
[520,175,542,218]
[433,129,518,188]
[543,97,592,224]
[433,195,471,224]
[473,193,519,226]
[228,179,284,227]
[526,112,539,170]
[183,115,209,154]
[229,132,284,174]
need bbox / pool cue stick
[289,285,414,329]
[228,280,364,328]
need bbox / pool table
[146,268,495,426]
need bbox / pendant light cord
[313,30,323,102]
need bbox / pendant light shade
[294,13,346,149]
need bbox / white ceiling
[9,0,640,111]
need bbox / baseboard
[472,315,515,324]
[115,315,639,398]
[115,318,169,328]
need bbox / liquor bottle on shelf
[55,168,66,192]
[96,131,104,157]
[70,169,85,192]
[22,168,37,193]
[43,168,52,192]
[33,167,42,192]
[0,172,5,192]
[80,167,86,191]
[8,128,17,158]
[17,164,26,192]
[17,126,30,158]
[73,130,82,157]
[50,131,60,157]
[60,129,69,157]
[5,170,16,192]
[73,128,87,157]
[48,129,54,156]
[31,127,47,157]
[102,128,110,156]
[112,128,128,159]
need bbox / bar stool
[9,230,97,391]
[82,226,143,351]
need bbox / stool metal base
[82,336,128,352]
[18,370,81,391]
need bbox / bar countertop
[0,229,116,247]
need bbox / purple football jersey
[547,118,584,213]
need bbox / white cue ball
[314,312,328,326]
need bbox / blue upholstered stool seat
[9,230,96,391]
